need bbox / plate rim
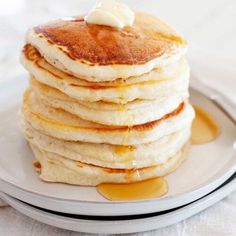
[0,163,235,216]
[0,173,236,234]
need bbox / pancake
[20,5,194,187]
[30,142,189,186]
[21,44,189,103]
[30,77,188,126]
[21,119,191,169]
[26,12,187,82]
[21,89,195,145]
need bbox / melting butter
[97,177,168,201]
[84,0,135,28]
[191,106,220,144]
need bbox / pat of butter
[84,0,135,28]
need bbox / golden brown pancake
[26,12,188,81]
[21,44,189,103]
[33,12,186,66]
[30,142,190,186]
[21,119,191,169]
[22,44,187,87]
[21,89,195,145]
[29,76,188,126]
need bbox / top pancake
[26,12,187,82]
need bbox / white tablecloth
[0,0,236,235]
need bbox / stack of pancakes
[20,12,195,186]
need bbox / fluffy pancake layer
[21,120,191,169]
[30,77,188,126]
[30,143,189,186]
[21,44,189,104]
[26,12,187,82]
[21,89,195,145]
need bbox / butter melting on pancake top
[33,12,186,66]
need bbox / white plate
[0,76,236,216]
[0,173,236,234]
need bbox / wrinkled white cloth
[188,45,236,105]
[0,199,7,207]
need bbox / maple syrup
[191,106,220,144]
[97,177,168,201]
[114,145,136,168]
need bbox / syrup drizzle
[97,177,168,201]
[97,106,220,202]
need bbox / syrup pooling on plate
[97,177,168,201]
[191,106,220,144]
